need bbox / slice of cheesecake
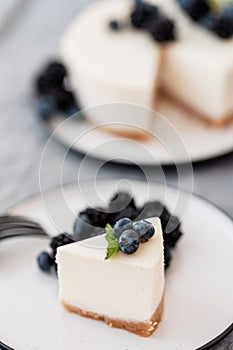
[56,217,165,337]
[60,0,233,131]
[59,0,161,139]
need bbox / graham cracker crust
[62,293,164,337]
[158,89,233,127]
[86,118,151,141]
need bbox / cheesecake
[59,0,233,136]
[56,217,165,337]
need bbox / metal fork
[0,214,48,241]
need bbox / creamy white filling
[60,0,233,123]
[57,217,165,322]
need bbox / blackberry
[131,1,159,29]
[111,206,139,224]
[109,191,137,212]
[164,228,183,248]
[164,245,172,269]
[50,233,74,259]
[85,207,109,227]
[150,17,176,43]
[118,230,140,255]
[45,61,67,89]
[36,95,56,120]
[139,201,170,227]
[177,0,210,21]
[35,75,50,95]
[212,16,233,38]
[164,216,182,248]
[53,89,77,113]
[37,251,54,272]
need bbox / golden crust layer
[62,293,164,337]
[158,89,233,127]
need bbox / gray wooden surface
[0,0,232,348]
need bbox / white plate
[1,179,233,350]
[44,95,233,165]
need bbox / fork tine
[0,215,49,241]
[0,215,41,227]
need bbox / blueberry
[114,217,132,228]
[36,95,56,120]
[177,0,210,21]
[133,219,155,242]
[118,230,140,255]
[223,4,233,19]
[113,218,133,239]
[199,14,216,29]
[109,20,120,30]
[37,252,54,272]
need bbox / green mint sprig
[105,224,119,260]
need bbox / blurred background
[0,0,233,213]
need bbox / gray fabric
[0,0,232,348]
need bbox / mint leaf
[105,224,119,260]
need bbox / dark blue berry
[118,230,140,255]
[114,217,132,228]
[36,95,56,120]
[222,4,233,19]
[177,0,210,21]
[37,252,54,272]
[109,20,120,30]
[113,218,133,239]
[199,14,216,30]
[133,219,155,242]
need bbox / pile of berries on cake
[37,192,183,273]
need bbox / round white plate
[1,179,233,350]
[44,95,233,165]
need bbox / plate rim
[42,114,233,166]
[1,178,233,350]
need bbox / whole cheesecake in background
[60,0,233,137]
[60,0,162,138]
[56,217,165,336]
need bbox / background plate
[1,179,233,350]
[44,94,233,165]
